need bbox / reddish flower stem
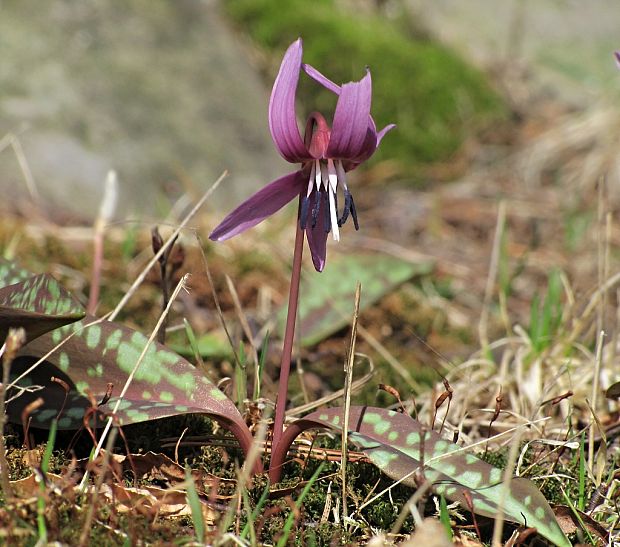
[269,202,305,481]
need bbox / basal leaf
[278,407,570,547]
[0,273,86,342]
[279,254,432,346]
[7,315,253,457]
[0,258,34,288]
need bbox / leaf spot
[59,352,70,372]
[86,325,102,349]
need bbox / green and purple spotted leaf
[277,407,570,547]
[279,254,432,346]
[1,258,253,458]
[0,258,35,287]
[8,315,253,455]
[0,259,85,342]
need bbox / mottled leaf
[279,254,432,346]
[7,315,254,457]
[0,273,85,342]
[0,258,34,288]
[277,407,569,547]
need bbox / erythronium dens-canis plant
[0,40,571,545]
[209,38,394,469]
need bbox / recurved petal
[209,171,305,241]
[327,70,372,160]
[305,193,328,272]
[377,123,396,146]
[269,39,311,163]
[302,63,341,94]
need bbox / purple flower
[616,51,620,69]
[209,38,394,271]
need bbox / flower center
[300,113,358,241]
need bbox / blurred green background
[1,0,617,218]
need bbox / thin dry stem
[87,170,118,315]
[479,200,506,351]
[490,425,524,546]
[225,274,259,376]
[109,171,226,321]
[286,354,374,417]
[341,282,361,529]
[0,132,39,201]
[78,427,119,546]
[79,275,189,491]
[196,234,242,371]
[588,330,605,472]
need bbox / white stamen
[307,162,316,197]
[314,159,322,192]
[319,161,330,191]
[335,160,348,191]
[328,187,340,241]
[327,159,338,193]
[327,160,340,241]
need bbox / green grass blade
[253,331,270,400]
[241,482,270,540]
[185,467,205,543]
[276,463,325,547]
[579,430,586,512]
[37,419,57,543]
[183,318,206,370]
[439,494,453,539]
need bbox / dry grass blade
[478,200,506,351]
[588,330,605,472]
[342,282,361,528]
[286,353,374,417]
[79,274,190,491]
[196,234,242,371]
[87,170,118,315]
[225,274,259,372]
[490,422,524,546]
[109,171,226,322]
[0,131,39,201]
[78,427,119,547]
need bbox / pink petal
[327,70,372,160]
[269,39,312,163]
[209,171,305,241]
[377,123,396,146]
[305,193,328,272]
[302,63,341,94]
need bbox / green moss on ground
[225,0,506,175]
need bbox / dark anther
[350,194,359,230]
[311,191,321,228]
[333,191,338,223]
[323,191,331,233]
[300,195,310,229]
[339,189,352,227]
